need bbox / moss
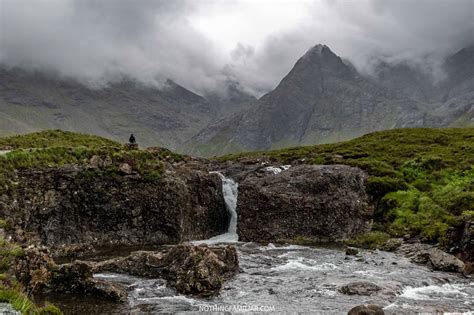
[345,232,391,249]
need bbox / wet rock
[426,248,465,273]
[2,166,228,247]
[14,245,56,293]
[51,261,127,302]
[346,247,359,255]
[348,304,384,315]
[237,165,372,243]
[339,282,382,296]
[397,243,465,273]
[14,245,126,302]
[93,244,239,297]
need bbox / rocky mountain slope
[0,68,222,150]
[1,45,473,156]
[190,45,474,156]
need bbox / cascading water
[194,171,239,244]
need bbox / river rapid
[46,242,473,314]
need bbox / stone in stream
[92,244,239,297]
[348,304,384,315]
[346,247,359,255]
[14,245,126,302]
[397,243,465,273]
[339,281,382,296]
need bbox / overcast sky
[1,0,473,96]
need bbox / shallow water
[47,243,473,314]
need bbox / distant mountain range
[189,44,474,155]
[0,44,473,155]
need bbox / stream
[45,171,473,314]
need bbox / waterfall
[194,171,239,244]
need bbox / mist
[1,0,473,96]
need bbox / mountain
[1,44,473,156]
[188,45,421,155]
[189,45,474,156]
[0,68,217,150]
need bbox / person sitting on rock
[129,134,136,144]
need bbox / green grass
[345,232,391,250]
[219,128,474,247]
[0,130,186,195]
[0,130,120,150]
[0,288,62,314]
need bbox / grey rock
[346,247,359,255]
[339,282,382,296]
[348,304,384,315]
[236,165,372,243]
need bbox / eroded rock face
[1,166,228,246]
[92,244,239,297]
[236,165,372,242]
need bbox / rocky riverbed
[42,243,473,314]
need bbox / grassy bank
[0,130,186,195]
[220,128,474,247]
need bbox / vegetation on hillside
[0,130,121,150]
[0,130,186,195]
[220,128,474,247]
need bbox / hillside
[220,127,474,247]
[0,68,220,151]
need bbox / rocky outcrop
[339,282,382,296]
[236,165,372,243]
[92,244,239,297]
[397,243,465,273]
[0,165,228,246]
[14,245,126,302]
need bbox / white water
[264,165,291,175]
[194,172,239,244]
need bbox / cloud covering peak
[1,0,473,96]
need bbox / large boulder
[237,165,372,242]
[397,243,465,273]
[1,165,228,246]
[93,244,239,297]
[14,245,126,302]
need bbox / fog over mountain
[0,0,473,154]
[1,0,473,96]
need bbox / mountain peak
[303,44,334,59]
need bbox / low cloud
[1,0,473,96]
